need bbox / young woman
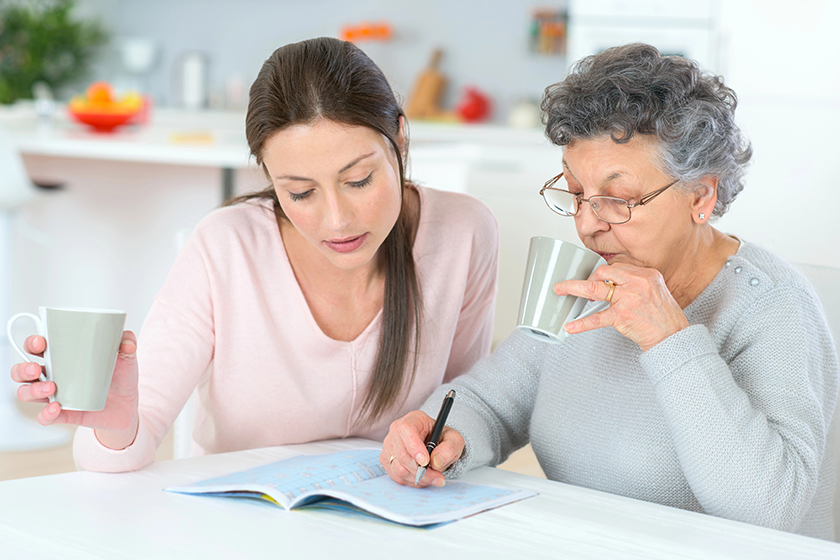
[12,37,499,472]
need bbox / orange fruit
[86,82,114,105]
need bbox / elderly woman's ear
[691,178,719,224]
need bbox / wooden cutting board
[405,49,446,119]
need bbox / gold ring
[604,280,616,303]
[388,454,396,465]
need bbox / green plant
[0,0,108,104]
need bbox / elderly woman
[381,43,840,540]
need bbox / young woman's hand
[380,410,465,487]
[10,331,141,449]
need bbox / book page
[166,448,537,526]
[168,449,386,507]
[296,474,536,526]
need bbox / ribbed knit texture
[422,241,839,540]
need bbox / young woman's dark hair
[226,37,421,423]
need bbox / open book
[165,448,536,527]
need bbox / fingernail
[41,382,52,396]
[415,453,426,466]
[432,478,445,487]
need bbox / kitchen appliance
[116,37,158,95]
[567,0,718,72]
[172,51,209,110]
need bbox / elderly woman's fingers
[397,411,436,464]
[381,409,466,487]
[554,278,612,302]
[381,411,434,486]
[556,263,690,351]
[554,264,628,301]
[412,428,465,487]
[429,427,465,472]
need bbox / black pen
[415,389,456,484]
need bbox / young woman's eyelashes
[287,172,374,202]
[348,172,373,189]
[288,190,312,202]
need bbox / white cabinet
[567,0,719,72]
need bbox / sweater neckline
[274,186,428,346]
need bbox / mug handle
[6,313,47,382]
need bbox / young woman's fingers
[22,335,46,357]
[11,362,44,383]
[16,380,54,403]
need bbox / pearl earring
[699,213,705,220]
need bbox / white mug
[7,307,126,411]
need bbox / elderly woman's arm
[642,281,839,533]
[382,330,546,484]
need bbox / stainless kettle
[172,51,209,110]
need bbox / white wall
[713,0,840,268]
[10,158,265,334]
[81,0,569,125]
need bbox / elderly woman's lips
[324,234,368,253]
[596,252,616,261]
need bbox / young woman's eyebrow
[274,152,376,181]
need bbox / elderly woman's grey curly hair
[542,43,752,218]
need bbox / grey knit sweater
[421,241,839,540]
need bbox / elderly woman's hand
[380,410,465,487]
[556,263,690,352]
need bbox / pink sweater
[73,186,499,472]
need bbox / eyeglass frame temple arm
[540,172,565,194]
[631,179,679,209]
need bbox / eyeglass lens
[543,175,631,223]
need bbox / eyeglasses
[539,172,679,225]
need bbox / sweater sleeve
[641,282,839,533]
[442,200,499,383]
[421,329,546,477]
[73,223,216,472]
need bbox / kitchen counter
[0,104,252,169]
[0,102,548,168]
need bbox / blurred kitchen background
[1,0,839,476]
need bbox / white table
[0,438,836,560]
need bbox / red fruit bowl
[68,108,141,133]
